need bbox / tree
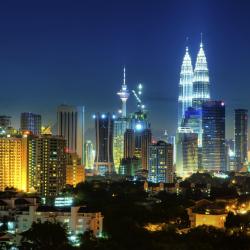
[21,221,71,250]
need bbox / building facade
[148,141,173,183]
[94,113,115,175]
[85,140,95,169]
[57,105,85,163]
[234,109,248,171]
[202,101,226,171]
[21,112,41,135]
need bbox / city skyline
[1,1,250,140]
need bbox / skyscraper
[192,40,210,109]
[113,117,128,172]
[85,140,95,169]
[178,46,193,127]
[141,128,152,170]
[148,141,173,183]
[192,40,210,147]
[176,127,198,177]
[21,112,41,135]
[124,129,135,158]
[202,101,225,171]
[235,109,248,171]
[57,105,85,163]
[36,135,66,201]
[94,113,115,175]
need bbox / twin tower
[178,39,210,129]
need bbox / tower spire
[117,67,130,117]
[200,32,203,48]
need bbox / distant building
[0,115,11,128]
[148,141,173,183]
[113,117,128,172]
[234,109,248,171]
[141,129,152,170]
[176,127,198,177]
[85,140,95,169]
[66,153,85,187]
[119,157,140,176]
[178,46,193,127]
[202,101,226,171]
[21,112,41,135]
[57,105,85,163]
[124,129,135,158]
[94,113,115,175]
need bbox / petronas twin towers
[178,40,210,131]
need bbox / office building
[148,141,173,183]
[0,115,11,128]
[176,127,198,177]
[85,140,95,169]
[113,117,128,172]
[124,129,135,158]
[57,105,85,163]
[178,46,193,127]
[235,109,248,171]
[94,113,115,175]
[141,128,152,170]
[21,112,41,135]
[202,101,226,171]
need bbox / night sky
[0,0,250,141]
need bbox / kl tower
[117,67,130,117]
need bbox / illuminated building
[21,112,41,135]
[66,153,85,187]
[0,136,28,191]
[141,128,152,170]
[94,113,115,175]
[113,117,128,173]
[36,135,66,200]
[0,115,11,128]
[176,127,198,177]
[124,129,135,158]
[192,39,210,109]
[178,46,193,127]
[192,39,210,146]
[117,67,130,118]
[235,109,248,171]
[85,140,95,169]
[57,105,85,163]
[148,141,173,183]
[202,101,226,171]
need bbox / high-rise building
[234,109,248,171]
[21,112,41,135]
[85,140,95,169]
[0,136,28,191]
[94,113,115,175]
[148,141,173,183]
[36,135,66,200]
[124,129,135,158]
[192,41,210,110]
[57,105,85,163]
[0,116,11,128]
[119,157,140,177]
[113,117,128,172]
[141,129,152,170]
[192,40,210,147]
[182,107,202,147]
[178,47,193,127]
[176,127,198,177]
[66,153,85,187]
[202,101,226,171]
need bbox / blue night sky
[0,0,249,140]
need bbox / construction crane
[132,83,145,111]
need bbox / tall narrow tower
[192,37,210,109]
[178,46,193,127]
[117,67,130,117]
